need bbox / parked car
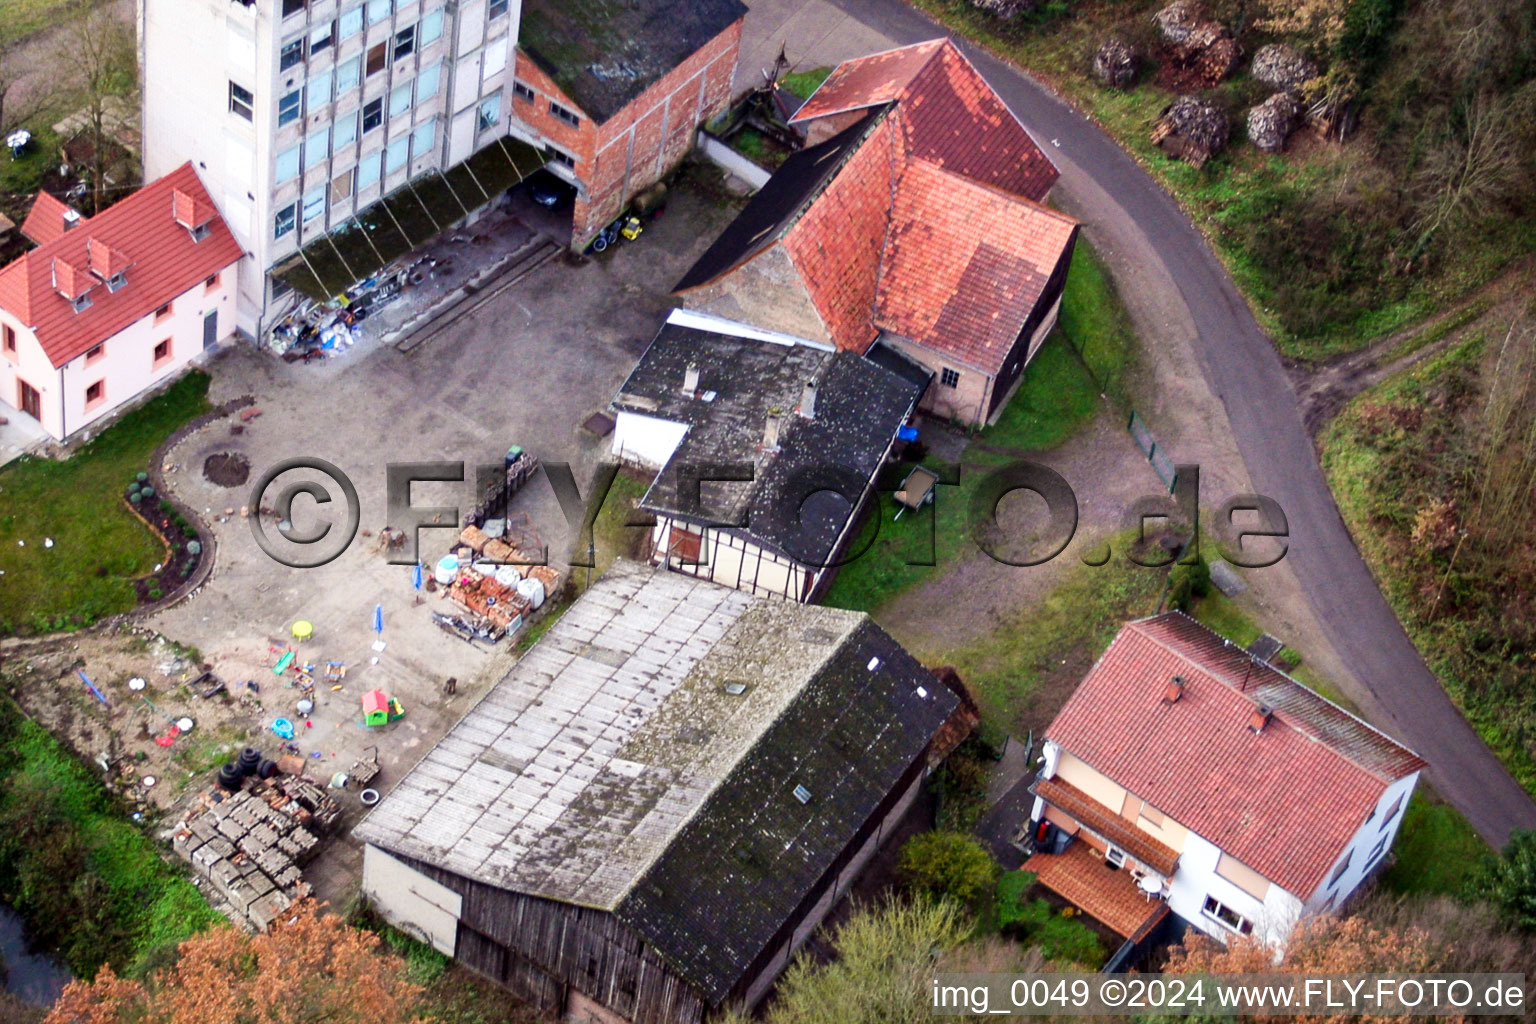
[524,170,575,209]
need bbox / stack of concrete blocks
[173,782,328,930]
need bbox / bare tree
[1409,91,1525,257]
[53,5,138,214]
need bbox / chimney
[762,413,782,450]
[797,380,816,419]
[1249,704,1272,733]
[682,362,700,395]
[62,208,81,232]
[1164,674,1185,703]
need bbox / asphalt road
[758,0,1536,846]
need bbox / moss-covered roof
[519,0,747,123]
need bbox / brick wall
[512,19,742,246]
[780,115,895,354]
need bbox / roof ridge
[1127,613,1423,780]
[911,158,1080,224]
[788,38,946,123]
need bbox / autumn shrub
[897,831,999,908]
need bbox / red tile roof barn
[1044,613,1425,899]
[875,160,1078,374]
[20,192,80,246]
[0,164,242,369]
[792,39,1058,201]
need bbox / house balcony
[1022,841,1169,942]
[1031,776,1180,876]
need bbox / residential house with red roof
[675,39,1076,427]
[1024,614,1424,950]
[0,164,243,440]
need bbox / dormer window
[172,188,216,242]
[71,293,93,313]
[105,273,127,292]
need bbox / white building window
[339,6,363,39]
[334,111,358,148]
[302,186,326,223]
[488,0,507,19]
[275,202,297,238]
[276,144,301,183]
[416,62,441,100]
[420,8,443,43]
[411,118,435,158]
[941,367,961,388]
[1201,895,1254,936]
[308,69,333,108]
[310,21,334,54]
[389,82,412,118]
[331,167,355,203]
[367,0,390,24]
[278,89,302,126]
[477,95,500,132]
[229,81,254,120]
[547,146,574,169]
[280,37,306,71]
[548,101,579,128]
[512,80,534,103]
[362,97,383,132]
[482,37,507,79]
[385,135,409,173]
[305,126,329,168]
[357,150,381,188]
[336,55,361,94]
[394,24,415,60]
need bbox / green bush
[993,871,1105,965]
[148,589,162,600]
[934,736,992,832]
[1468,829,1536,930]
[897,831,999,907]
[1167,559,1211,612]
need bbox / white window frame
[336,55,362,94]
[339,6,363,40]
[275,144,301,183]
[357,150,382,189]
[420,8,443,43]
[477,94,500,132]
[274,202,297,238]
[367,0,390,25]
[416,62,441,100]
[305,126,330,169]
[229,81,254,120]
[301,186,326,223]
[389,81,412,118]
[385,135,409,173]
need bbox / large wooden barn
[354,560,971,1024]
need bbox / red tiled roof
[0,164,242,369]
[1033,776,1180,876]
[20,192,81,246]
[1044,614,1426,899]
[792,39,1058,201]
[780,115,899,352]
[172,188,216,230]
[1022,844,1170,940]
[874,160,1077,374]
[791,39,945,121]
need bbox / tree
[1469,829,1536,931]
[736,896,974,1024]
[43,901,430,1024]
[897,832,999,908]
[52,7,137,215]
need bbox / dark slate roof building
[356,560,968,1024]
[608,309,925,602]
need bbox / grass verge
[1320,333,1536,795]
[0,371,212,636]
[0,695,218,979]
[822,240,1135,614]
[1379,793,1487,898]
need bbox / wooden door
[18,380,40,420]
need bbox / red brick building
[510,0,746,246]
[675,40,1077,427]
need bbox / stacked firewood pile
[1153,1,1240,86]
[1244,43,1319,152]
[1093,39,1140,89]
[1152,94,1231,167]
[1248,92,1301,152]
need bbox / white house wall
[362,844,462,955]
[1167,829,1302,949]
[1304,770,1420,916]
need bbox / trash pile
[266,258,436,362]
[172,765,342,930]
[422,525,562,642]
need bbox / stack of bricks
[447,573,531,631]
[172,776,340,931]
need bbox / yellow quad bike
[618,214,644,242]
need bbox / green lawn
[822,240,1135,614]
[0,0,79,40]
[0,371,211,635]
[1380,794,1488,898]
[780,66,833,101]
[937,536,1164,738]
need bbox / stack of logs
[171,775,342,929]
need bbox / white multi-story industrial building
[140,0,523,337]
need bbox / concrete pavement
[735,0,1536,845]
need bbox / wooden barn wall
[397,855,707,1024]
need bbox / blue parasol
[412,562,423,590]
[373,603,384,635]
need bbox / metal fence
[1128,411,1178,493]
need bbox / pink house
[0,164,243,441]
